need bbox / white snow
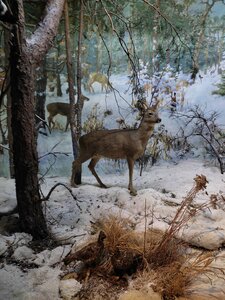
[1,69,225,299]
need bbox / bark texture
[9,0,65,239]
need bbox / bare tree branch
[177,106,225,174]
[27,0,65,64]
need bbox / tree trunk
[8,0,65,239]
[56,72,63,97]
[75,0,84,184]
[7,94,14,178]
[76,0,84,132]
[64,0,79,162]
[10,13,48,238]
[152,0,160,73]
[35,58,47,121]
[67,0,84,185]
[4,27,14,178]
[56,39,63,97]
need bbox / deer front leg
[48,116,55,130]
[87,82,94,93]
[101,83,106,92]
[127,157,137,196]
[88,156,107,188]
[90,85,94,93]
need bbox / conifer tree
[213,52,225,97]
[212,73,225,96]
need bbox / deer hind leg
[48,115,55,130]
[127,157,137,196]
[87,82,94,93]
[90,85,94,93]
[88,156,107,188]
[102,82,108,93]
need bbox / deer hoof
[130,189,137,196]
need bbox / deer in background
[47,94,89,131]
[143,82,153,96]
[175,79,190,110]
[71,102,161,196]
[87,72,112,93]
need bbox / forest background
[0,0,225,237]
[0,1,225,299]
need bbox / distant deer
[46,95,89,131]
[143,82,152,96]
[87,72,112,93]
[175,80,189,111]
[175,80,189,91]
[71,102,161,196]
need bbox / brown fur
[71,104,161,195]
[46,95,89,131]
[87,72,111,93]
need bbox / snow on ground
[1,158,225,299]
[1,70,225,299]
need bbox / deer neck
[137,121,155,145]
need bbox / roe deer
[143,82,153,96]
[87,72,112,93]
[175,80,189,91]
[71,103,161,196]
[47,95,89,131]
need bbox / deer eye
[148,112,153,116]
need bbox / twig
[143,198,147,257]
[0,143,10,151]
[57,233,86,243]
[158,174,208,250]
[41,182,83,211]
[35,114,50,134]
[177,106,224,174]
[39,151,71,160]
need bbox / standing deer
[71,102,161,195]
[46,95,89,131]
[175,80,189,111]
[87,72,112,93]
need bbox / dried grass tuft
[92,214,141,254]
[145,235,186,269]
[73,175,225,299]
[131,250,224,299]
